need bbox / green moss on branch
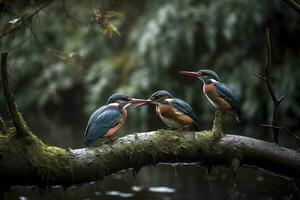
[1,52,31,137]
[0,114,300,186]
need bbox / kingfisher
[135,90,200,131]
[84,93,143,146]
[180,69,243,122]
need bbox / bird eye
[151,96,158,100]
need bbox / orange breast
[104,109,127,138]
[203,83,232,111]
[157,104,193,127]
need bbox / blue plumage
[84,105,122,146]
[180,69,243,123]
[144,90,200,130]
[214,82,242,121]
[171,98,200,129]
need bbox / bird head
[134,90,175,108]
[180,69,220,84]
[106,93,146,109]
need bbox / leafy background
[1,0,300,199]
[1,0,300,126]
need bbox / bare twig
[264,29,278,105]
[1,52,30,137]
[256,28,285,144]
[282,0,300,14]
[261,124,284,129]
[1,0,54,37]
[261,124,300,142]
[254,73,266,80]
[285,127,300,141]
[278,93,287,103]
[265,28,280,143]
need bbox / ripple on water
[94,191,101,196]
[19,197,29,200]
[131,185,144,192]
[106,191,135,198]
[148,186,175,193]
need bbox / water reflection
[148,187,175,193]
[7,165,290,200]
[106,191,134,198]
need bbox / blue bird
[180,69,243,122]
[136,90,200,131]
[84,94,142,146]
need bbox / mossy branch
[211,111,224,137]
[1,52,30,137]
[0,122,300,186]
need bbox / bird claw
[102,136,118,144]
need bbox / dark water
[5,109,298,200]
[6,166,291,200]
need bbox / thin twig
[261,124,300,142]
[261,124,284,129]
[254,73,266,80]
[256,28,284,144]
[1,52,30,137]
[1,0,54,37]
[264,29,278,105]
[285,127,300,141]
[266,28,280,143]
[278,93,287,103]
[282,0,300,14]
[259,31,296,143]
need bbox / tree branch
[0,52,30,137]
[0,125,299,186]
[282,0,300,14]
[256,28,285,144]
[264,29,278,105]
[0,0,55,38]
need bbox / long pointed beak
[128,98,148,104]
[128,98,152,108]
[136,99,152,108]
[180,71,200,78]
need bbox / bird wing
[171,98,201,128]
[214,82,241,114]
[85,106,121,145]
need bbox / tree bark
[1,52,31,137]
[0,114,299,187]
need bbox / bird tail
[84,136,92,147]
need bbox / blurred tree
[1,0,299,128]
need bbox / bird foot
[103,136,118,144]
[109,135,118,141]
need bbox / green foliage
[1,0,300,124]
[90,9,123,37]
